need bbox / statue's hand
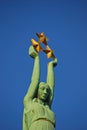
[49,58,58,67]
[29,46,38,58]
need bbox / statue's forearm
[29,46,40,82]
[47,58,57,87]
[31,55,40,82]
[47,63,54,89]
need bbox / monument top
[23,32,57,130]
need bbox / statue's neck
[33,98,47,105]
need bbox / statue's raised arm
[46,58,58,107]
[24,46,40,108]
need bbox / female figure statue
[23,46,57,130]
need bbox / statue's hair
[39,82,49,87]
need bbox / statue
[23,32,58,130]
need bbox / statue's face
[37,82,50,101]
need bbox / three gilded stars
[31,32,56,59]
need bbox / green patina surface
[23,46,57,130]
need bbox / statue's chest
[29,101,55,120]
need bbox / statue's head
[37,82,50,102]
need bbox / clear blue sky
[0,0,87,130]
